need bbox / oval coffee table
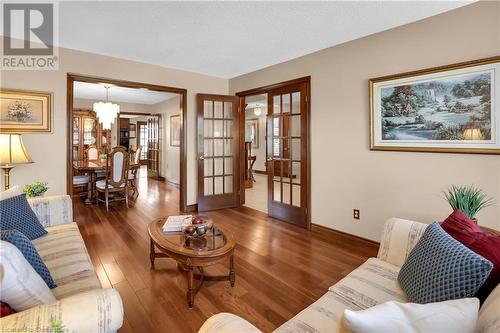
[148,218,236,308]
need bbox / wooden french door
[147,114,160,178]
[267,82,308,227]
[197,94,240,211]
[137,121,148,164]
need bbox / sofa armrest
[198,313,263,333]
[0,288,123,333]
[377,217,428,267]
[28,195,73,228]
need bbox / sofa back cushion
[477,283,500,333]
[0,185,21,201]
[377,218,428,267]
[0,241,56,311]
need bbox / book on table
[163,215,192,232]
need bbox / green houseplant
[443,185,493,221]
[23,181,49,198]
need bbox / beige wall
[230,2,500,239]
[0,43,228,205]
[153,96,181,184]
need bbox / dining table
[73,159,140,204]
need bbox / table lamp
[0,134,33,190]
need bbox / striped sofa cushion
[32,223,101,299]
[275,258,407,333]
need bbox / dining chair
[86,145,99,160]
[95,146,129,211]
[128,145,142,196]
[72,174,89,196]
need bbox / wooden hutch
[72,109,111,160]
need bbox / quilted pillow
[0,194,47,239]
[442,210,500,303]
[1,230,56,289]
[398,223,493,304]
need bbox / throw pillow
[0,194,47,240]
[1,230,56,289]
[0,185,21,201]
[442,210,500,302]
[398,223,493,304]
[342,298,479,333]
[0,302,15,317]
[0,240,56,311]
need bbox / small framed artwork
[0,88,52,133]
[245,118,259,148]
[170,115,181,147]
[370,56,500,154]
[129,124,136,139]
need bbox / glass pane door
[197,94,239,211]
[267,83,308,227]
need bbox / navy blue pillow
[1,229,56,289]
[0,194,46,240]
[398,223,493,304]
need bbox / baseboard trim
[184,204,198,213]
[312,223,380,246]
[253,170,267,175]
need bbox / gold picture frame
[370,56,500,154]
[170,114,181,147]
[245,118,259,149]
[0,88,53,133]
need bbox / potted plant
[23,181,49,198]
[443,185,493,223]
[99,153,107,163]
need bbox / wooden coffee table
[148,218,236,308]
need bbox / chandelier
[93,85,119,130]
[253,104,262,116]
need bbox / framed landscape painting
[370,56,500,154]
[0,88,52,133]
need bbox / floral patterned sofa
[199,218,500,333]
[0,195,124,333]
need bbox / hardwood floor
[74,176,378,333]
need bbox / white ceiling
[56,1,473,78]
[73,81,177,104]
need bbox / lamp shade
[0,134,33,166]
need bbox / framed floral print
[0,88,53,133]
[370,56,500,154]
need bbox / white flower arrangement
[7,100,32,122]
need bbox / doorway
[67,74,189,212]
[236,77,311,228]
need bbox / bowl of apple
[182,215,213,238]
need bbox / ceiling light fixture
[93,85,120,130]
[253,105,262,116]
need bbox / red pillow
[442,209,500,302]
[0,302,15,317]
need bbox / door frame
[67,73,189,212]
[235,76,311,229]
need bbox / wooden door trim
[67,73,189,212]
[235,76,311,229]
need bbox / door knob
[199,156,204,160]
[267,157,273,161]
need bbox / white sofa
[0,195,124,333]
[199,218,500,333]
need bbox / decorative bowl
[182,216,213,238]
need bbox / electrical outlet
[353,209,360,220]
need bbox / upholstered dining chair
[95,146,129,211]
[86,145,99,160]
[128,146,142,196]
[72,174,89,195]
